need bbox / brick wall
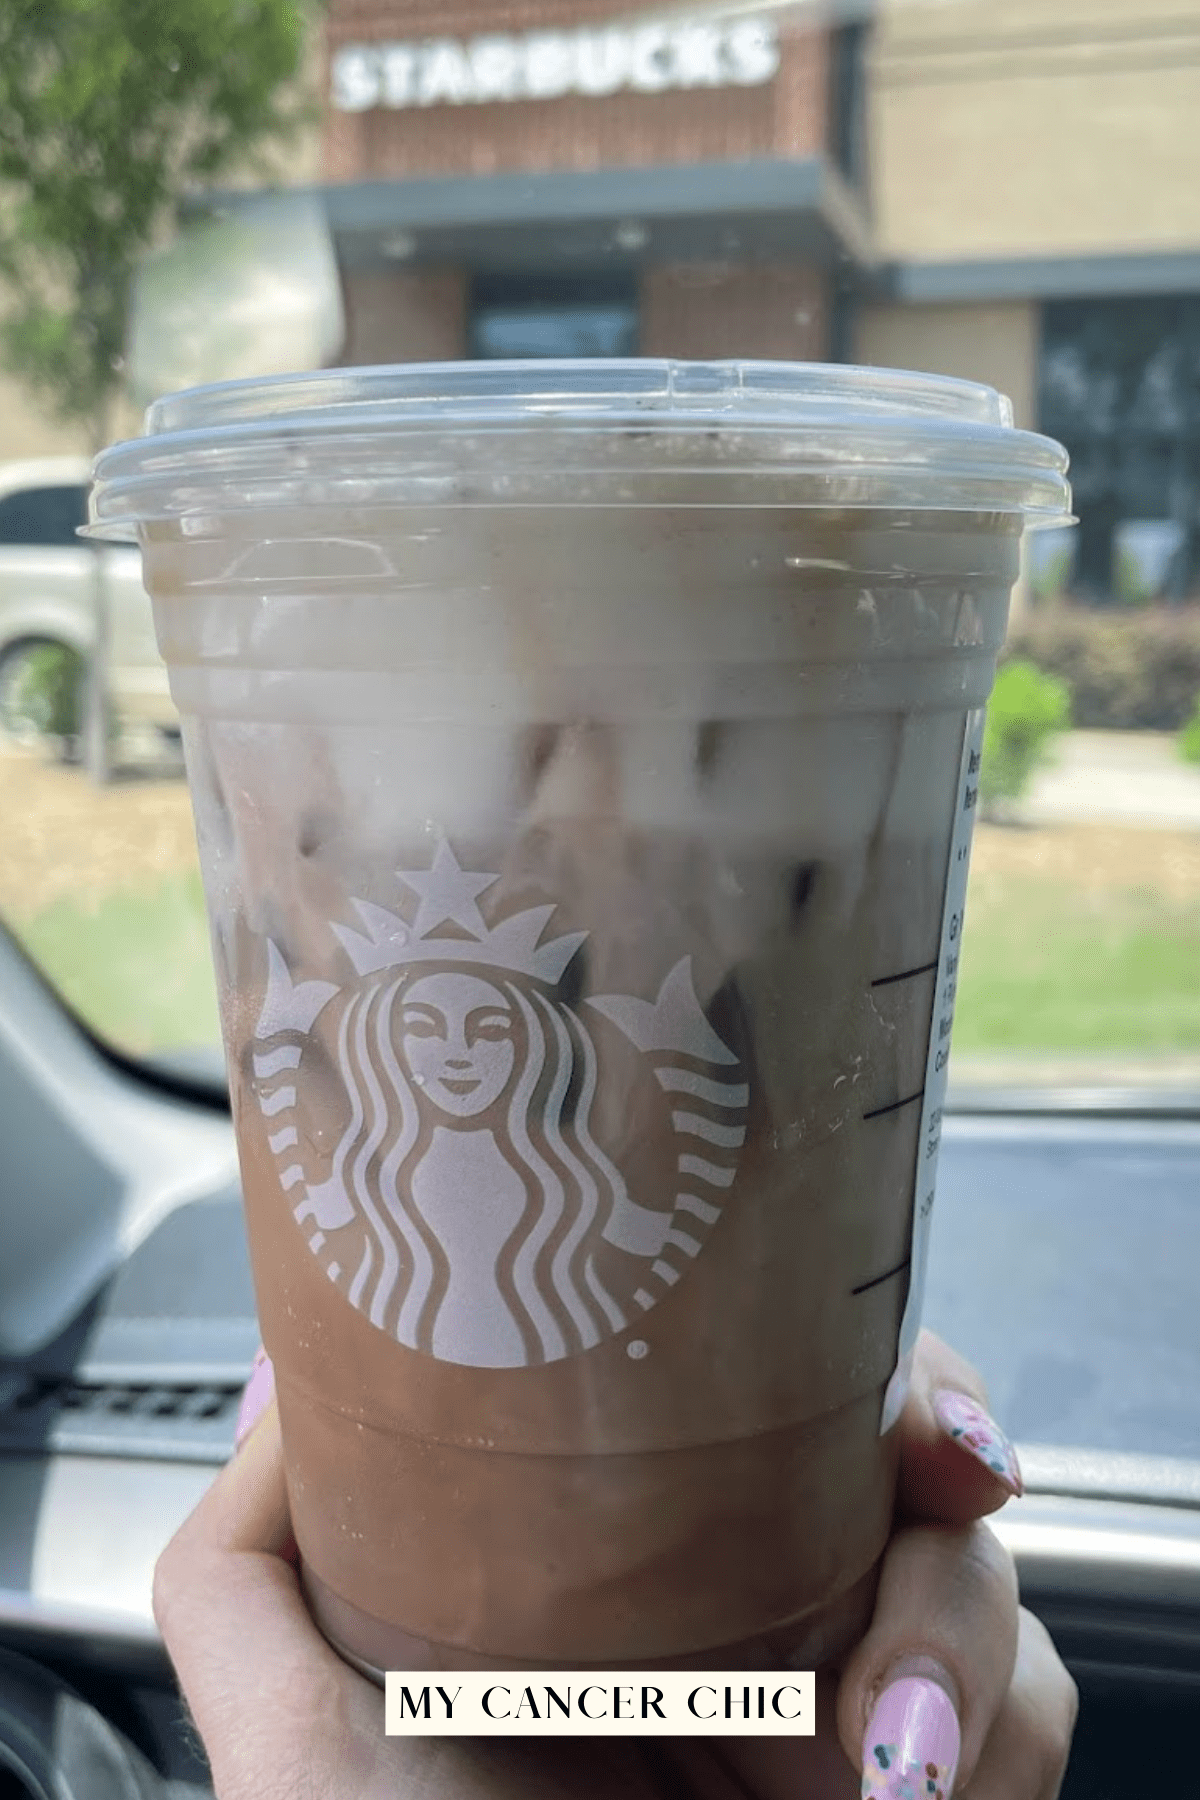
[338,269,468,364]
[334,262,827,369]
[323,3,829,183]
[641,264,828,361]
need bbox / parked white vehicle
[0,456,174,742]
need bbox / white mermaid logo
[251,842,748,1368]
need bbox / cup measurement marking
[850,1255,912,1298]
[860,1087,925,1123]
[869,959,939,990]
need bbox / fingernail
[861,1675,961,1800]
[932,1389,1023,1496]
[234,1348,274,1449]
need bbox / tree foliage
[1180,694,1200,766]
[980,658,1072,814]
[0,0,311,445]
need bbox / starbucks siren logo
[251,842,748,1368]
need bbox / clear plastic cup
[90,360,1070,1674]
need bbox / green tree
[980,659,1072,818]
[0,0,312,776]
[1180,694,1200,766]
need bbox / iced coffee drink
[90,362,1070,1672]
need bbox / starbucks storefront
[315,3,873,368]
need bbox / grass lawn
[14,869,221,1056]
[955,878,1200,1052]
[7,819,1198,1068]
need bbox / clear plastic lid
[88,358,1072,536]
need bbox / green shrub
[981,659,1071,811]
[1009,604,1200,730]
[1180,695,1200,765]
[0,641,84,740]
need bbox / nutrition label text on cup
[880,711,987,1433]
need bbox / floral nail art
[862,1742,952,1800]
[932,1389,1022,1495]
[861,1677,960,1800]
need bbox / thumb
[152,1406,385,1798]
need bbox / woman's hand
[153,1333,1076,1800]
[733,1333,1078,1800]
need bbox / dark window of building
[825,17,868,370]
[1040,297,1200,602]
[827,21,869,193]
[0,484,88,548]
[470,273,638,360]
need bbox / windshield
[1,0,1197,1106]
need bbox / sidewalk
[1021,730,1200,830]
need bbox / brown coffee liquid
[174,506,1018,1670]
[228,813,943,1667]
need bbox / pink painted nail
[234,1348,274,1448]
[861,1676,961,1800]
[932,1389,1023,1496]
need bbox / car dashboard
[0,930,1196,1796]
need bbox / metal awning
[885,247,1200,306]
[193,155,875,278]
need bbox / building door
[469,273,638,359]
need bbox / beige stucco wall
[854,299,1038,427]
[853,297,1041,625]
[871,0,1200,259]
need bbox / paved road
[1023,730,1200,829]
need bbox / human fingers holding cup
[723,1517,1019,1800]
[161,1336,1073,1800]
[155,1398,652,1800]
[838,1520,1019,1798]
[895,1331,1025,1527]
[832,1570,1075,1800]
[833,1333,1074,1799]
[722,1339,1074,1800]
[952,1609,1078,1800]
